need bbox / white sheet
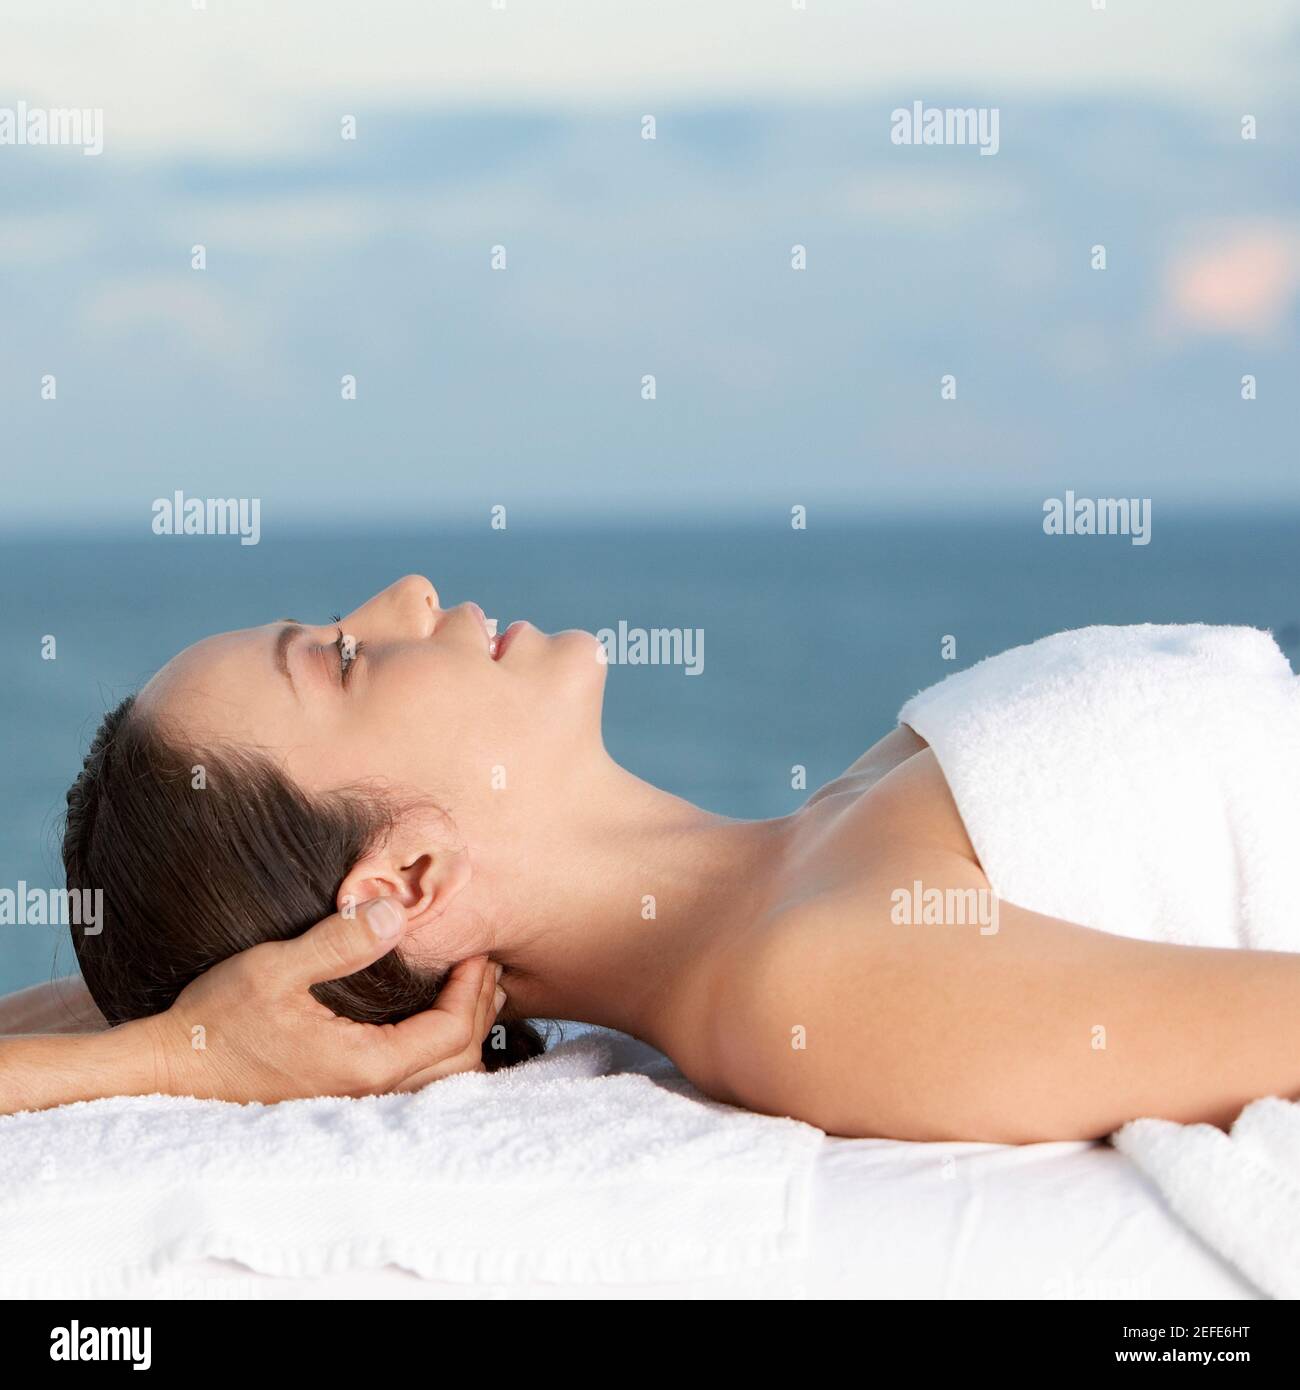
[1,1028,1258,1300]
[6,1136,1255,1300]
[0,1027,820,1293]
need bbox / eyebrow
[274,621,303,699]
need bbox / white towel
[902,624,1300,1293]
[0,1027,822,1292]
[899,624,1300,950]
[1115,1098,1300,1299]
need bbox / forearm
[0,1022,160,1116]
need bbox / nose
[341,575,439,640]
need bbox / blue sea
[3,515,1298,995]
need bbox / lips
[468,602,525,660]
[491,620,527,661]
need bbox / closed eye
[334,627,364,685]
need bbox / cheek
[382,665,514,779]
[296,647,603,794]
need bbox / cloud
[1162,221,1300,342]
[836,171,1026,229]
[0,211,91,265]
[80,275,272,371]
[159,193,390,255]
[2,0,1298,158]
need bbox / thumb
[274,898,409,991]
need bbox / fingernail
[494,987,506,1012]
[365,897,404,939]
[494,962,504,984]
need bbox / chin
[507,625,607,722]
[554,626,606,659]
[549,627,610,706]
[558,626,609,675]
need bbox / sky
[1,0,1298,527]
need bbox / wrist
[112,1014,175,1096]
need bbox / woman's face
[138,576,607,930]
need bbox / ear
[336,837,471,928]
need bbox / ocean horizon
[4,512,1297,994]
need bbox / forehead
[137,625,291,744]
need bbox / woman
[58,576,1300,1140]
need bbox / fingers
[272,898,409,991]
[430,954,491,1030]
[471,959,505,1052]
[386,956,503,1068]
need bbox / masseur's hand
[141,898,506,1103]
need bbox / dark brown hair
[62,695,545,1071]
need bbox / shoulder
[701,891,888,1135]
[693,748,990,1136]
[702,764,993,1136]
[702,864,972,1136]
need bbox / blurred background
[2,1,1298,992]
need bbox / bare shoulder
[692,740,991,1136]
[701,887,900,1135]
[702,839,989,1137]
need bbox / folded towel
[1114,1097,1300,1298]
[904,626,1300,1289]
[0,1027,823,1291]
[899,624,1300,950]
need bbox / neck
[485,753,791,1056]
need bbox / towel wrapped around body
[898,624,1300,951]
